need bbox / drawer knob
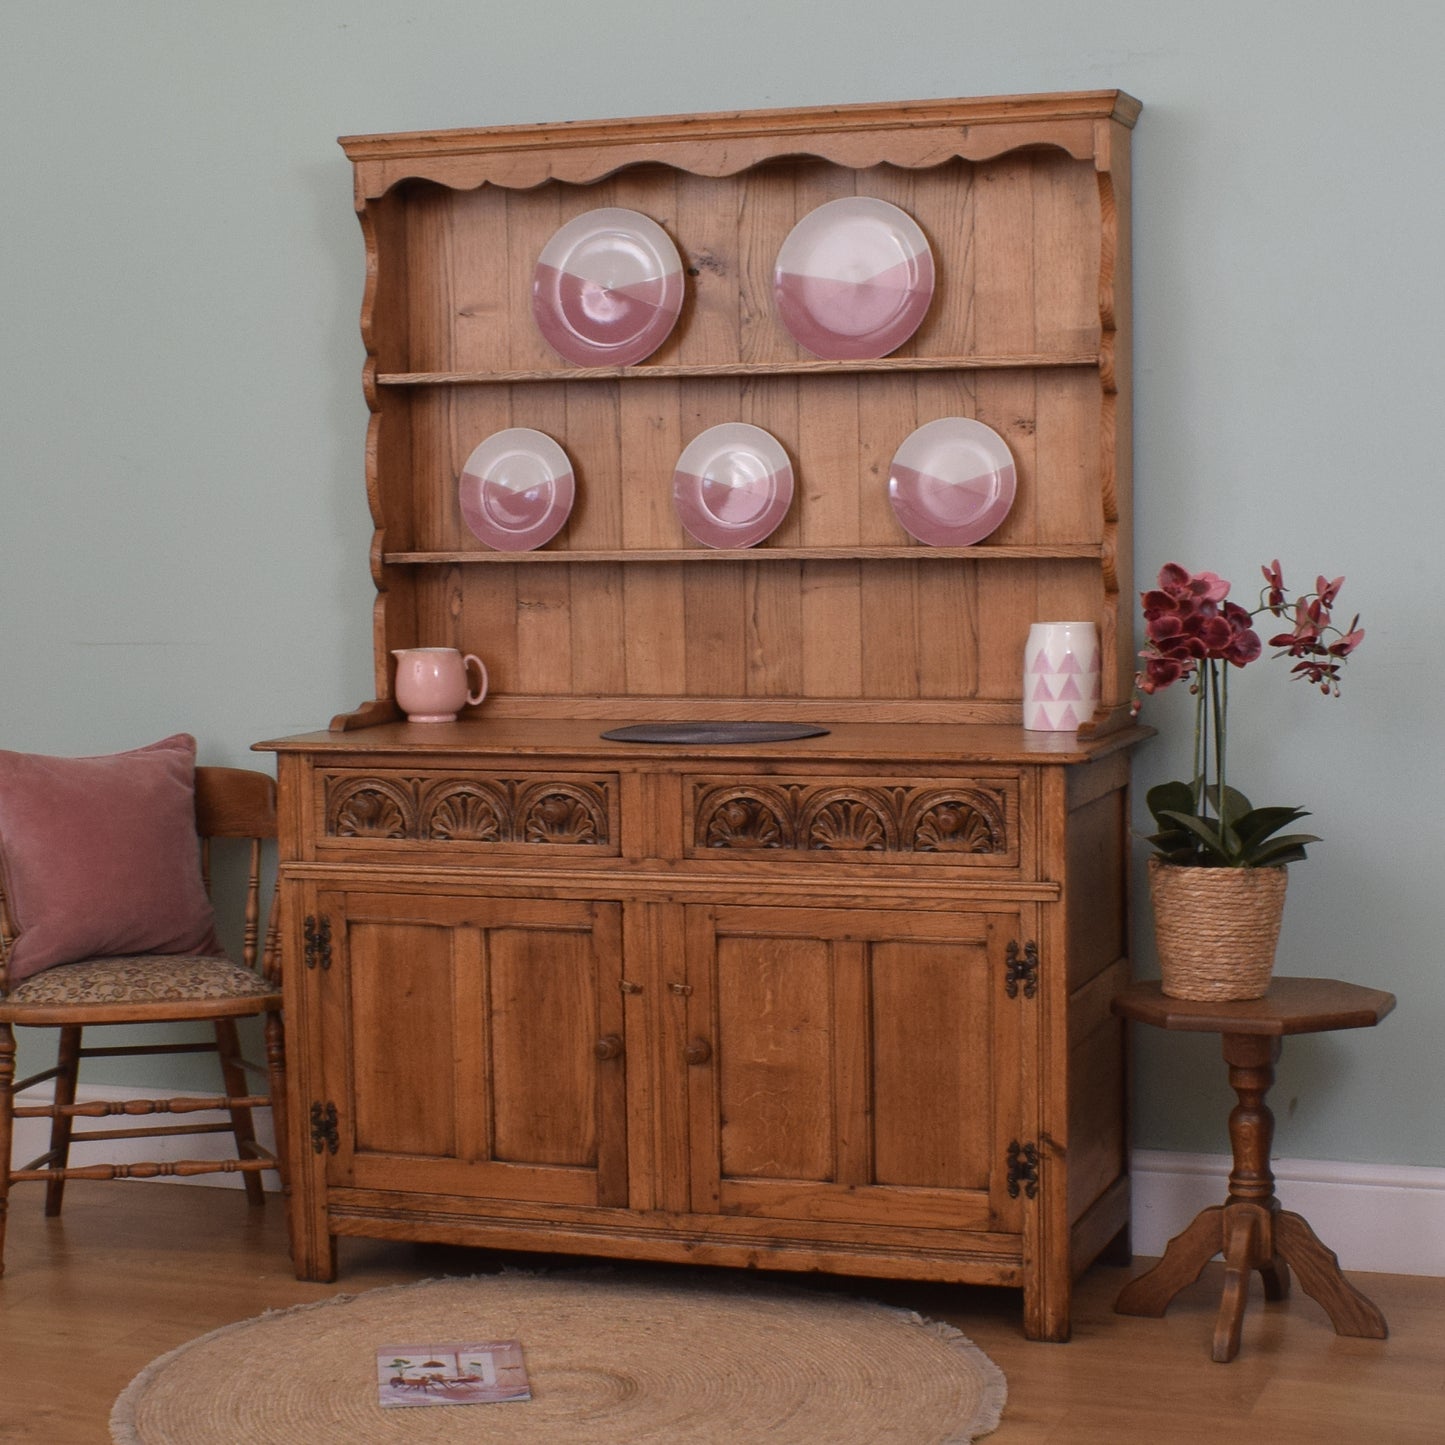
[683,1037,712,1066]
[594,1034,624,1061]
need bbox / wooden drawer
[684,773,1021,871]
[313,767,620,859]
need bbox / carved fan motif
[807,799,888,851]
[523,791,602,845]
[331,783,410,838]
[912,796,1006,853]
[705,797,784,849]
[424,786,505,841]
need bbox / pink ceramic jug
[392,648,488,722]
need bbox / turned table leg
[1210,1033,1285,1361]
[1117,1030,1387,1360]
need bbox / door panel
[715,933,834,1182]
[488,923,599,1167]
[310,888,626,1208]
[870,937,994,1190]
[686,904,1025,1233]
[347,918,459,1158]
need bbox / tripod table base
[1111,977,1395,1362]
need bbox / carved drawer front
[319,769,618,855]
[687,775,1020,869]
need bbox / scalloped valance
[340,89,1140,199]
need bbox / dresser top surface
[256,717,1148,766]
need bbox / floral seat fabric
[3,954,278,1009]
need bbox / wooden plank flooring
[1,1181,1440,1442]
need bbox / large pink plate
[773,197,934,360]
[672,423,794,549]
[887,418,1017,547]
[532,207,684,367]
[458,428,575,552]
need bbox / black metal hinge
[1007,1139,1039,1199]
[1005,939,1038,999]
[304,914,333,971]
[310,1100,340,1155]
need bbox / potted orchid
[1133,560,1364,999]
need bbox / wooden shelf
[382,544,1105,566]
[375,353,1100,387]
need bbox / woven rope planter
[1148,857,1288,1001]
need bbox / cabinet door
[303,888,627,1208]
[683,904,1030,1234]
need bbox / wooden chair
[0,766,287,1276]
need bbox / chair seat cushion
[3,953,277,1009]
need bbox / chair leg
[44,1026,82,1217]
[0,1021,14,1278]
[214,1019,265,1207]
[263,1007,289,1197]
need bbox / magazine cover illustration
[377,1339,530,1408]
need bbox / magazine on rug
[377,1339,530,1408]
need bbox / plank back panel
[369,154,1100,373]
[406,555,1103,709]
[393,368,1101,555]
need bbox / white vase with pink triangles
[1023,621,1101,731]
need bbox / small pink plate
[887,418,1017,547]
[672,423,794,549]
[458,428,575,552]
[773,197,934,360]
[532,207,685,367]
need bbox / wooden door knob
[594,1034,624,1061]
[683,1037,712,1066]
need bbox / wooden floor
[1,1182,1441,1443]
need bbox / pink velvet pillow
[0,734,222,983]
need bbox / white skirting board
[1130,1148,1445,1277]
[11,1089,1443,1276]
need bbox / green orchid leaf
[1142,833,1199,864]
[1233,806,1311,848]
[1204,783,1253,820]
[1147,780,1197,827]
[1156,809,1220,842]
[1243,833,1320,867]
[1157,808,1236,862]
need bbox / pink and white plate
[886,417,1017,547]
[532,207,684,367]
[672,423,794,549]
[773,197,934,360]
[458,428,575,552]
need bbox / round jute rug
[111,1269,1005,1444]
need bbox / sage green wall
[2,2,1439,1165]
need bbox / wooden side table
[1112,976,1395,1362]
